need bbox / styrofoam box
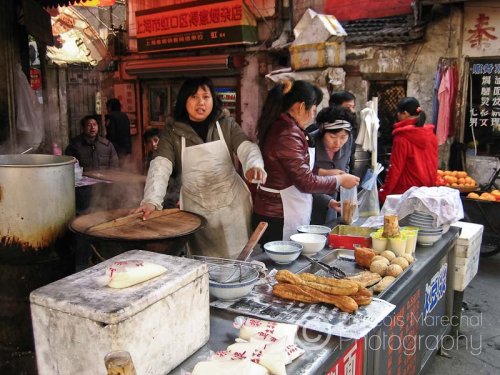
[452,221,484,258]
[30,250,209,375]
[451,222,484,291]
[289,41,346,71]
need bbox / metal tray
[297,249,415,298]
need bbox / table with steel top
[170,227,459,375]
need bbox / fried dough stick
[273,283,358,313]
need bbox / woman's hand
[328,199,341,212]
[336,173,360,189]
[245,167,267,184]
[131,202,156,220]
[319,168,345,176]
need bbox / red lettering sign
[327,338,364,375]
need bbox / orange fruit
[467,192,480,199]
[458,178,465,184]
[437,170,444,176]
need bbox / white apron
[180,121,252,259]
[259,148,316,241]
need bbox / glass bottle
[104,350,136,375]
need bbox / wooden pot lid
[70,208,205,241]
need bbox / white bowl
[417,233,441,246]
[263,241,303,264]
[209,277,259,301]
[290,233,326,255]
[419,228,443,235]
[297,225,331,235]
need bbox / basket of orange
[466,190,500,202]
[436,170,479,193]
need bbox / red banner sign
[327,338,364,375]
[135,0,256,53]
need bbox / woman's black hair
[143,128,160,143]
[257,80,323,146]
[173,77,223,124]
[316,106,356,137]
[397,97,426,127]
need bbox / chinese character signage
[466,59,500,137]
[463,5,500,56]
[423,263,447,317]
[327,338,364,375]
[135,0,257,53]
[216,87,237,118]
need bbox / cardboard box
[290,41,346,70]
[451,221,484,291]
[329,225,375,249]
[30,250,209,375]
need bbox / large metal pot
[0,154,75,263]
[0,154,75,355]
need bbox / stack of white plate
[408,211,443,246]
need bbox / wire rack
[192,255,264,284]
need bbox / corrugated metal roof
[341,15,427,45]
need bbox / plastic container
[388,235,407,256]
[370,231,388,253]
[52,143,62,156]
[340,186,358,225]
[401,227,419,256]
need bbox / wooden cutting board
[70,208,205,241]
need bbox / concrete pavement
[427,248,500,374]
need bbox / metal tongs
[302,255,347,279]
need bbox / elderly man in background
[66,115,119,170]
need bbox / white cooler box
[30,250,209,375]
[451,222,484,292]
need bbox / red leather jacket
[254,113,338,218]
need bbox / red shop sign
[327,338,364,375]
[135,0,257,53]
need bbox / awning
[36,0,89,7]
[122,55,244,77]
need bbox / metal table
[170,228,458,375]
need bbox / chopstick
[87,208,180,232]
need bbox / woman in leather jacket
[253,80,359,243]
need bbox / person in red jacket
[253,80,359,242]
[379,97,438,202]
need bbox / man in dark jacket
[105,98,132,163]
[66,115,119,170]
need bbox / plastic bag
[14,64,43,149]
[340,186,358,224]
[358,187,380,217]
[358,164,384,217]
